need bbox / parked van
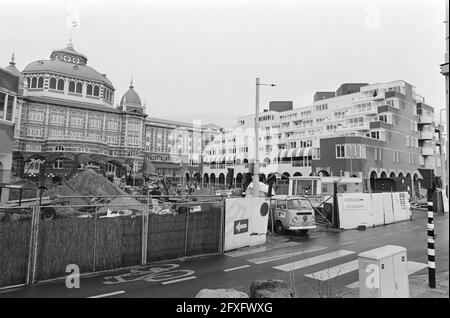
[268,195,316,234]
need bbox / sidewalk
[340,271,449,298]
[409,271,449,298]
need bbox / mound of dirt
[68,169,126,197]
[46,169,127,207]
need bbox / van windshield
[287,199,311,210]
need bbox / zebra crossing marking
[247,246,327,265]
[304,260,358,281]
[224,241,301,258]
[273,250,355,272]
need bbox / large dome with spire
[22,40,114,89]
[120,81,142,107]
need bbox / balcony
[419,130,434,140]
[419,114,433,124]
[421,147,434,156]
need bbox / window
[406,136,410,147]
[28,111,44,122]
[31,77,37,88]
[68,81,75,92]
[57,79,65,91]
[49,78,57,89]
[38,77,44,88]
[106,121,119,130]
[50,114,65,125]
[53,159,63,169]
[93,86,100,97]
[24,161,40,174]
[26,127,43,137]
[370,130,385,141]
[378,113,392,124]
[70,117,84,127]
[87,84,93,95]
[336,145,345,158]
[393,150,400,163]
[76,82,82,94]
[25,144,41,152]
[55,145,65,151]
[0,93,14,122]
[89,119,102,129]
[49,129,64,138]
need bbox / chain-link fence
[0,194,225,288]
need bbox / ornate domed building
[3,41,219,187]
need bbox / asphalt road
[0,209,448,298]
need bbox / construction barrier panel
[338,192,411,230]
[223,197,269,252]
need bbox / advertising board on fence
[223,197,269,252]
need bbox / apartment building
[203,80,443,198]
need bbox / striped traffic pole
[427,193,436,289]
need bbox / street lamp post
[253,78,276,197]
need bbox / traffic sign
[234,219,248,235]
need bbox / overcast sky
[0,0,446,127]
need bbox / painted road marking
[161,276,197,285]
[88,290,125,298]
[345,261,428,289]
[223,265,251,272]
[225,241,300,258]
[273,250,355,272]
[341,241,354,245]
[305,260,358,281]
[247,246,327,265]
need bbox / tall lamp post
[254,78,276,196]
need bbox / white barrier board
[338,192,411,230]
[337,193,371,230]
[443,192,449,213]
[224,197,269,252]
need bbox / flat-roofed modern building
[203,80,443,198]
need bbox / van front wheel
[275,222,285,235]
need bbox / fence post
[332,182,339,228]
[92,209,97,272]
[30,188,41,285]
[427,189,436,288]
[184,202,190,258]
[219,197,225,253]
[26,206,36,285]
[141,202,148,266]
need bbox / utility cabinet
[358,245,409,298]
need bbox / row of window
[26,76,106,98]
[315,103,328,112]
[335,144,367,159]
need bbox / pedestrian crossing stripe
[273,250,355,272]
[225,241,301,258]
[304,260,358,281]
[345,261,428,289]
[247,246,327,265]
